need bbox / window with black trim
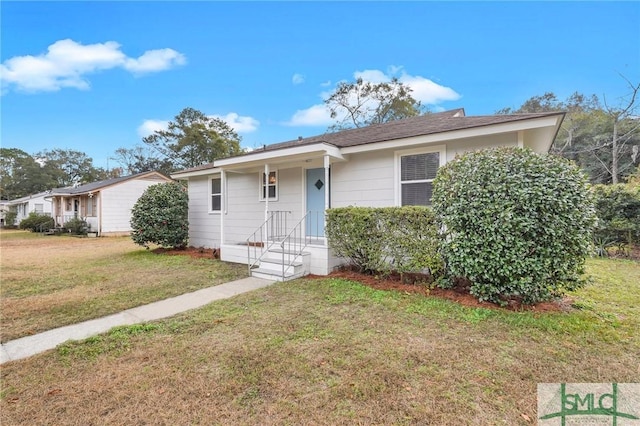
[261,171,277,200]
[211,178,221,211]
[400,152,440,206]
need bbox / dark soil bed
[316,268,572,313]
[153,246,220,259]
[155,246,572,312]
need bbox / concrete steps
[250,248,310,281]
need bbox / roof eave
[215,143,345,169]
[341,113,565,154]
[172,167,223,179]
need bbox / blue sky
[2,1,639,170]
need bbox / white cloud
[138,113,259,138]
[398,74,461,104]
[320,80,332,87]
[213,113,259,133]
[137,119,169,138]
[353,69,388,84]
[286,104,333,126]
[286,68,460,127]
[1,39,186,94]
[292,73,305,85]
[124,48,186,74]
[387,65,404,75]
[286,67,461,127]
[353,68,461,104]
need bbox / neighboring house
[172,109,565,281]
[6,191,53,225]
[47,171,173,236]
[0,200,10,226]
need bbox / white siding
[331,133,520,209]
[445,133,518,162]
[187,175,221,248]
[224,167,304,244]
[191,130,525,272]
[101,176,169,234]
[274,167,304,221]
[331,150,395,207]
[224,173,265,244]
[10,194,52,223]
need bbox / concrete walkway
[0,277,274,364]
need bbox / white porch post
[264,163,270,222]
[220,170,226,246]
[323,154,330,211]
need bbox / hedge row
[591,184,640,248]
[326,148,597,306]
[325,206,443,278]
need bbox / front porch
[221,210,339,281]
[213,147,345,281]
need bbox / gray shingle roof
[176,109,564,174]
[50,171,169,195]
[265,109,562,150]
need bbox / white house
[6,191,53,225]
[172,109,565,281]
[47,171,173,236]
[0,200,8,226]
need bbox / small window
[34,203,44,213]
[400,151,440,206]
[211,178,221,211]
[260,171,277,200]
[86,196,97,217]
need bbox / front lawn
[0,230,248,342]
[1,256,638,425]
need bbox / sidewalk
[0,276,274,364]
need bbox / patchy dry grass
[1,254,638,425]
[0,230,248,342]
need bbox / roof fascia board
[172,167,222,179]
[341,115,563,154]
[216,143,344,169]
[7,192,50,204]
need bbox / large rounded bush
[432,147,595,305]
[19,212,54,232]
[130,181,189,249]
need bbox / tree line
[0,108,243,200]
[1,78,638,200]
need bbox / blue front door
[306,168,325,237]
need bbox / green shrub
[64,217,89,235]
[326,207,385,274]
[19,212,54,232]
[326,206,443,278]
[130,181,188,249]
[590,184,640,249]
[4,210,17,227]
[432,147,595,305]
